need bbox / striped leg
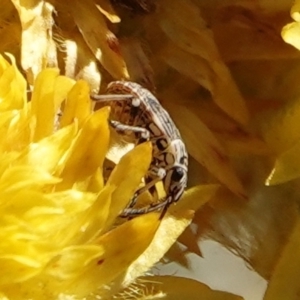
[109,120,150,142]
[121,196,172,219]
[120,167,168,218]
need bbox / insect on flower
[91,81,188,218]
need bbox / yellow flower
[8,0,300,298]
[0,54,222,299]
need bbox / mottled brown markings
[91,81,188,218]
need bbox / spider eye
[171,167,185,182]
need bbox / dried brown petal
[70,0,129,79]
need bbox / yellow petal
[85,168,104,192]
[123,184,218,286]
[30,68,60,141]
[105,142,152,226]
[123,209,193,286]
[74,185,115,244]
[266,139,300,185]
[47,189,96,214]
[0,110,23,152]
[291,0,300,22]
[212,62,249,125]
[0,53,10,71]
[282,22,300,50]
[263,217,300,300]
[263,101,300,157]
[53,75,75,109]
[0,166,60,193]
[96,0,120,23]
[16,123,77,174]
[0,255,41,285]
[170,184,220,213]
[61,213,160,297]
[0,53,27,111]
[58,107,110,189]
[60,79,92,128]
[28,190,99,247]
[174,184,220,256]
[6,108,32,152]
[281,0,300,50]
[1,189,100,251]
[46,245,104,280]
